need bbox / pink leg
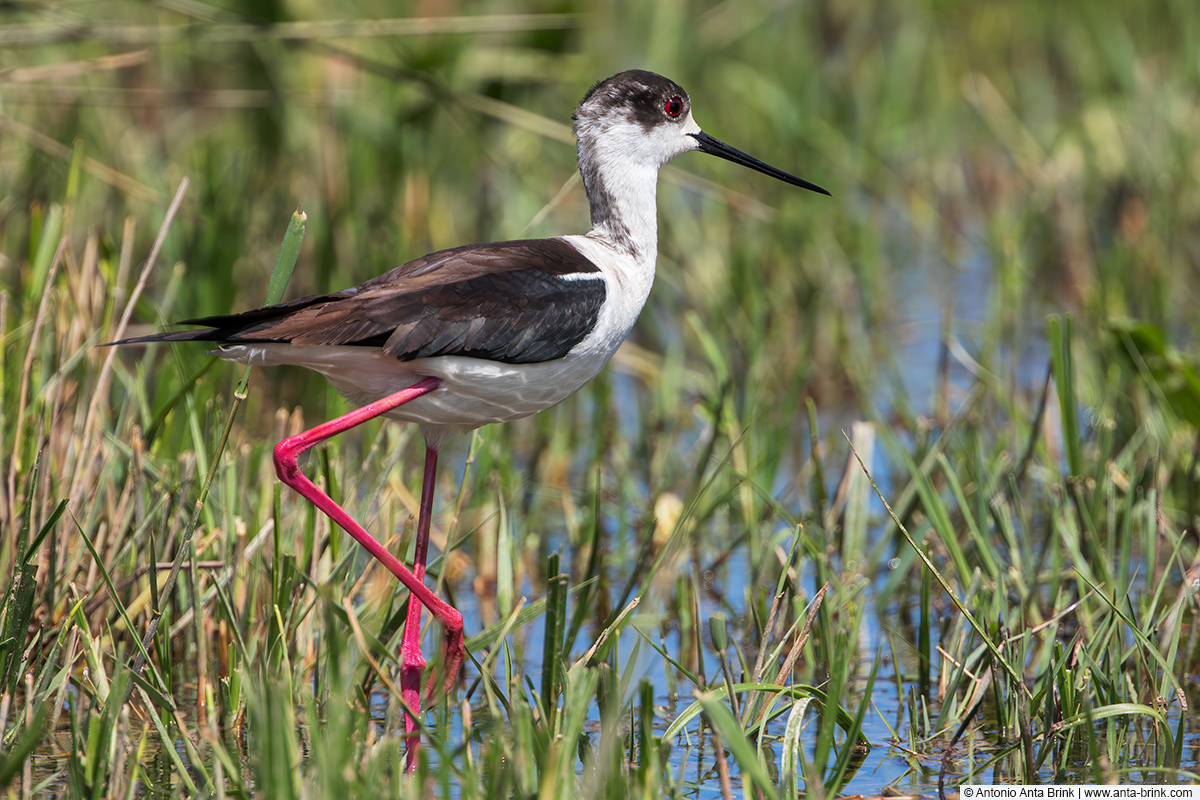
[271,376,465,771]
[400,445,438,770]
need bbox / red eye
[663,96,683,118]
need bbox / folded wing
[107,238,607,365]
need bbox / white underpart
[214,107,705,450]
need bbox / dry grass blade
[458,93,574,144]
[70,178,188,500]
[771,582,827,688]
[750,590,785,684]
[713,726,735,800]
[572,596,639,669]
[9,235,64,483]
[0,50,151,82]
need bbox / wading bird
[109,69,828,769]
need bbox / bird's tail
[101,326,228,346]
[101,293,335,347]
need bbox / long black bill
[690,131,831,196]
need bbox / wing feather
[107,238,607,364]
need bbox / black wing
[106,238,607,364]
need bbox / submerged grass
[2,0,1200,796]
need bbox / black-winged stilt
[109,69,829,769]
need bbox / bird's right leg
[399,444,439,771]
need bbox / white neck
[576,130,663,262]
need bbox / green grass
[3,0,1200,796]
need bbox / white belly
[213,343,614,448]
